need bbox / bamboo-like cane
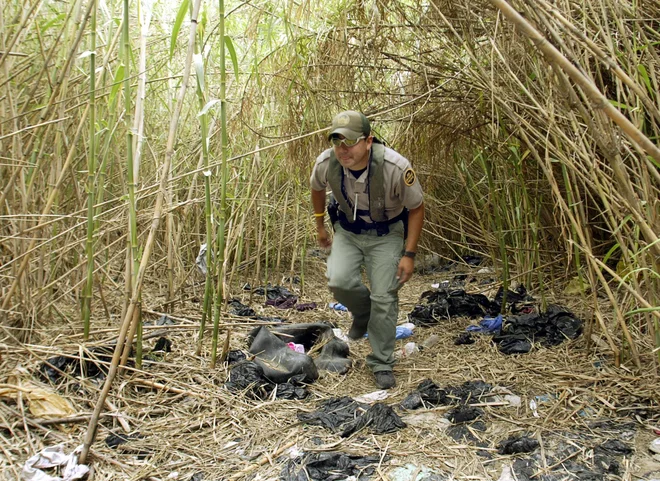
[82,0,98,340]
[210,0,228,368]
[0,0,40,69]
[488,0,660,259]
[535,0,660,126]
[79,0,203,463]
[0,0,94,214]
[476,152,509,313]
[126,0,153,364]
[1,106,89,313]
[118,0,143,369]
[194,51,215,356]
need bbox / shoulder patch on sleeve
[403,168,416,186]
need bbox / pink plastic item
[287,342,305,354]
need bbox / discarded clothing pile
[401,379,491,445]
[407,289,498,325]
[245,323,351,384]
[228,298,258,317]
[502,427,634,481]
[408,284,539,326]
[224,360,308,400]
[252,284,295,300]
[281,452,386,481]
[40,346,115,383]
[41,335,172,384]
[492,304,583,354]
[228,285,317,315]
[227,298,286,323]
[494,285,535,313]
[297,396,406,437]
[255,284,317,311]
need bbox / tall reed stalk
[118,0,142,368]
[82,0,97,340]
[194,51,215,356]
[477,151,509,311]
[210,0,228,367]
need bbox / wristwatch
[403,251,416,259]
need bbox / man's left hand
[396,256,414,284]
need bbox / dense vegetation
[1,0,658,375]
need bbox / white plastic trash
[21,444,89,481]
[529,399,539,418]
[354,390,390,404]
[421,334,440,349]
[650,438,660,454]
[332,328,349,343]
[395,342,418,358]
[196,244,212,275]
[497,465,515,481]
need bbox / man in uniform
[310,110,424,389]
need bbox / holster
[327,197,340,229]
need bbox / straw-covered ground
[2,258,659,481]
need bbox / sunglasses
[330,136,365,147]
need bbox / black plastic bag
[497,435,539,454]
[341,402,406,437]
[401,379,449,410]
[281,452,383,481]
[297,397,368,431]
[446,406,483,424]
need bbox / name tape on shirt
[403,168,416,186]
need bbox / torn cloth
[21,444,89,481]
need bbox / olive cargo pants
[326,221,404,373]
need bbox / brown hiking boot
[373,370,396,389]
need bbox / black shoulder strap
[368,144,387,222]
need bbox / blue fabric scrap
[328,302,348,312]
[366,326,414,340]
[466,314,503,334]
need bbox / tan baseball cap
[328,111,371,140]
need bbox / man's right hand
[317,226,332,248]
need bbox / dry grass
[2,265,659,480]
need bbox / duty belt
[336,209,408,237]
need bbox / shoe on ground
[373,370,396,389]
[348,317,368,340]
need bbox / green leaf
[608,99,631,110]
[109,65,125,107]
[647,155,660,169]
[224,36,240,81]
[170,0,191,61]
[637,64,653,95]
[199,99,221,117]
[42,13,65,32]
[193,53,205,94]
[602,242,620,266]
[625,306,660,317]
